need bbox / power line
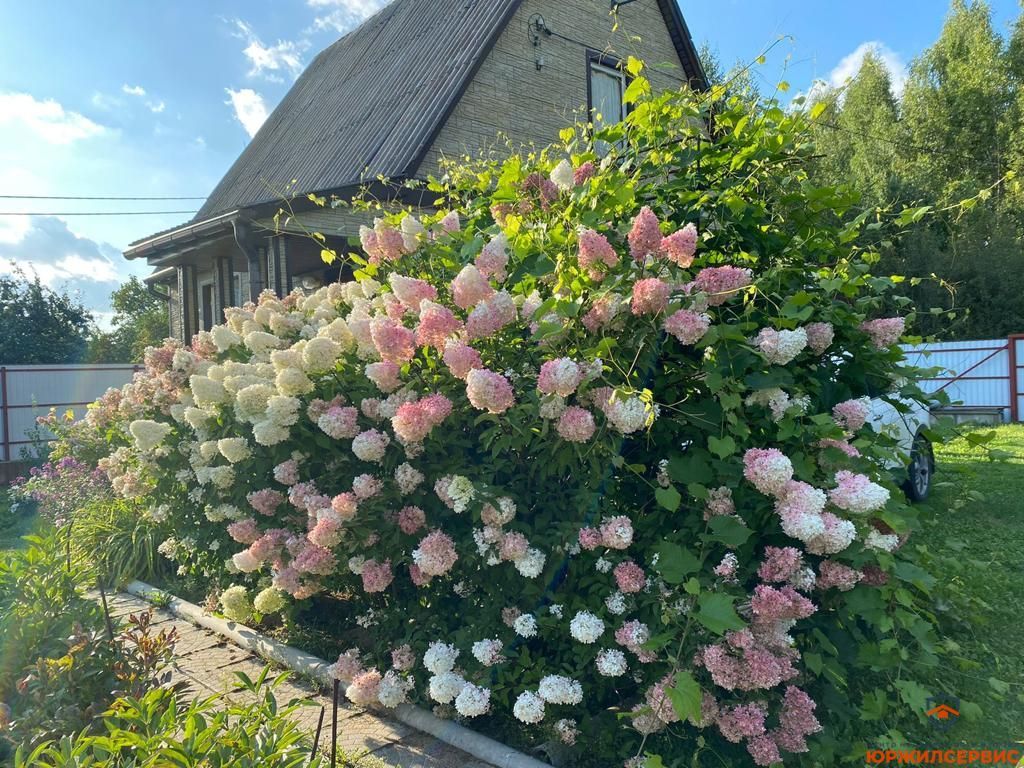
[0,194,206,201]
[0,210,197,217]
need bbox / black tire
[904,432,934,502]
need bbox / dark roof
[193,0,706,223]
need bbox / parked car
[868,397,934,501]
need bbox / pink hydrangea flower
[578,527,602,550]
[804,511,857,555]
[318,405,361,439]
[804,322,834,354]
[465,368,515,414]
[476,234,509,281]
[398,505,426,535]
[361,559,395,593]
[370,317,416,364]
[351,428,391,463]
[704,486,736,519]
[389,274,437,311]
[758,546,803,583]
[691,266,752,305]
[716,702,768,744]
[438,211,460,233]
[537,357,582,397]
[331,492,358,521]
[365,362,402,393]
[573,161,596,185]
[582,295,621,332]
[599,516,634,549]
[392,395,452,445]
[773,685,822,753]
[247,488,285,516]
[748,734,782,766]
[331,648,364,682]
[443,340,483,380]
[751,584,816,621]
[860,317,905,348]
[273,459,300,486]
[451,264,494,309]
[613,560,646,593]
[557,407,596,442]
[664,309,711,344]
[308,516,343,548]
[628,206,662,261]
[631,278,672,316]
[832,398,870,431]
[352,474,382,500]
[391,644,416,671]
[227,518,260,545]
[660,223,697,267]
[743,448,794,496]
[413,530,459,577]
[346,668,382,706]
[817,438,861,459]
[417,300,463,350]
[578,229,619,280]
[499,531,529,561]
[292,543,336,576]
[466,291,517,340]
[817,560,862,591]
[829,470,889,514]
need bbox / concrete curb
[126,580,553,768]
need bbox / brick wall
[415,0,689,177]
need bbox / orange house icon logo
[925,697,961,731]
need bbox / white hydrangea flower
[605,591,627,615]
[513,614,538,638]
[471,638,504,667]
[129,420,172,453]
[348,556,367,575]
[428,672,466,704]
[595,648,628,677]
[217,437,251,464]
[513,690,545,724]
[447,475,475,513]
[595,557,612,574]
[253,587,286,614]
[513,548,546,579]
[537,675,583,705]
[548,604,564,619]
[454,683,491,717]
[569,611,604,644]
[377,670,413,708]
[550,159,574,191]
[423,641,459,674]
[218,585,251,623]
[864,529,900,552]
[394,463,425,495]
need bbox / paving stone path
[93,590,493,768]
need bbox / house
[125,0,707,341]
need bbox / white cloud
[225,88,268,137]
[122,84,147,97]
[147,100,166,114]
[0,92,105,145]
[0,215,126,317]
[806,41,908,104]
[232,19,306,80]
[91,92,123,111]
[307,0,389,33]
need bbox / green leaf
[893,679,930,712]
[654,542,700,583]
[706,515,752,548]
[667,451,712,484]
[654,485,681,512]
[707,435,735,459]
[666,671,702,723]
[695,593,744,635]
[892,561,936,593]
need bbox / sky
[0,0,1018,324]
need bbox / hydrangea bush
[60,64,946,766]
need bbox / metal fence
[0,364,139,461]
[900,335,1024,422]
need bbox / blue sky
[0,0,1018,322]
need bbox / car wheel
[904,432,934,502]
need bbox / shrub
[58,63,948,765]
[13,671,330,768]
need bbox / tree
[0,270,93,364]
[87,277,169,363]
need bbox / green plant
[8,611,178,749]
[14,670,328,768]
[70,498,170,586]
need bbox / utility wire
[0,194,206,200]
[0,210,197,216]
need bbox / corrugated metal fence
[901,335,1024,422]
[0,364,139,461]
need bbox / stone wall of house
[415,0,690,178]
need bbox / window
[232,272,249,307]
[588,56,626,155]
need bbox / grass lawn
[911,424,1024,745]
[0,489,41,555]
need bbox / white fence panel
[901,338,1011,421]
[0,364,138,461]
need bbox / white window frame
[588,58,627,155]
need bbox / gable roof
[193,0,706,223]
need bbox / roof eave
[124,210,241,261]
